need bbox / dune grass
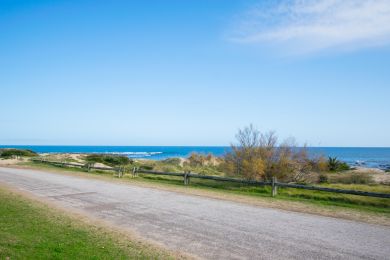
[0,187,174,259]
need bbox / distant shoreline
[1,146,390,170]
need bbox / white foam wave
[97,151,163,157]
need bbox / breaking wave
[99,151,163,158]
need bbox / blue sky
[1,0,390,146]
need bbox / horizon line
[1,145,390,149]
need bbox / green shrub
[337,162,351,171]
[139,165,154,170]
[327,157,350,172]
[318,174,328,183]
[0,148,38,158]
[327,157,339,171]
[85,154,131,167]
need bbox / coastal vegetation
[327,156,351,171]
[121,125,360,185]
[0,148,37,158]
[0,187,174,259]
[222,125,319,182]
[85,154,132,167]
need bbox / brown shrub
[223,125,314,182]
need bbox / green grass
[0,187,173,259]
[23,161,390,215]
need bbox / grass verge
[0,185,176,259]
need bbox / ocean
[1,145,390,170]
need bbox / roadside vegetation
[0,187,175,259]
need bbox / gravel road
[0,167,389,259]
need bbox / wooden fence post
[184,172,189,185]
[132,167,136,178]
[119,166,125,178]
[272,176,278,197]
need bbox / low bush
[308,156,329,172]
[330,172,373,184]
[327,157,350,172]
[162,158,182,165]
[318,174,328,183]
[138,165,154,170]
[0,148,38,158]
[337,162,351,171]
[85,154,131,167]
[186,153,218,167]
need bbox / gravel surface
[1,167,389,259]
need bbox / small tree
[223,125,313,182]
[223,125,268,180]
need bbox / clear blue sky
[1,0,389,146]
